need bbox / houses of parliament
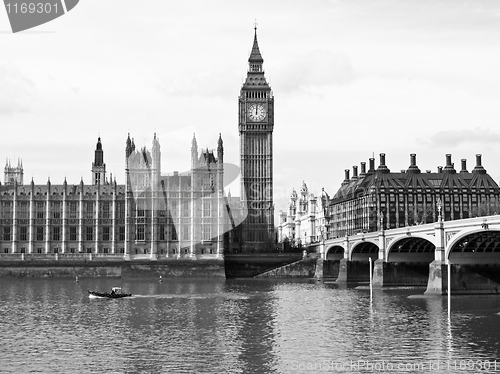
[0,28,275,259]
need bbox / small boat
[88,287,132,299]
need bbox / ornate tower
[239,26,274,252]
[4,158,23,185]
[91,137,106,185]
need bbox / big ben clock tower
[239,25,274,252]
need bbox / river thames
[1,278,499,373]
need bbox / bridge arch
[446,228,500,264]
[350,240,379,261]
[386,234,436,263]
[326,245,345,260]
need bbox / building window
[102,202,110,219]
[169,201,178,217]
[202,225,211,241]
[182,228,190,241]
[159,225,165,241]
[52,202,61,219]
[19,226,28,241]
[52,227,60,241]
[118,226,125,241]
[35,201,44,219]
[103,247,109,254]
[18,202,29,219]
[103,226,110,241]
[114,202,123,218]
[86,202,94,219]
[36,227,44,241]
[137,204,145,217]
[69,226,77,241]
[69,202,78,219]
[136,225,145,241]
[37,248,42,254]
[203,200,211,217]
[3,227,11,241]
[86,226,93,241]
[182,202,191,217]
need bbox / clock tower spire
[239,25,274,252]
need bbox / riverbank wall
[254,255,318,278]
[224,253,303,278]
[0,258,226,279]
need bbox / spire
[242,25,270,91]
[248,23,264,75]
[191,133,198,169]
[126,133,133,157]
[94,137,104,166]
[217,133,223,162]
[191,133,198,151]
[152,133,160,151]
[249,23,263,64]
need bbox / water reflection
[1,278,500,373]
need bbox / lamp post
[437,197,443,222]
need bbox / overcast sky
[1,0,500,216]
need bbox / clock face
[247,104,266,122]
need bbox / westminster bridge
[307,215,500,294]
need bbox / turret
[92,137,106,185]
[191,133,198,169]
[217,133,224,162]
[126,133,133,158]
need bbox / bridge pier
[424,260,448,295]
[373,260,430,287]
[336,259,371,283]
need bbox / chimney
[407,153,420,173]
[368,158,375,174]
[443,154,456,173]
[360,162,366,175]
[376,153,390,173]
[342,169,350,185]
[352,166,358,180]
[473,154,486,174]
[438,166,443,173]
[460,159,468,173]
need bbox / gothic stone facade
[0,134,240,259]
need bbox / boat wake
[130,293,249,300]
